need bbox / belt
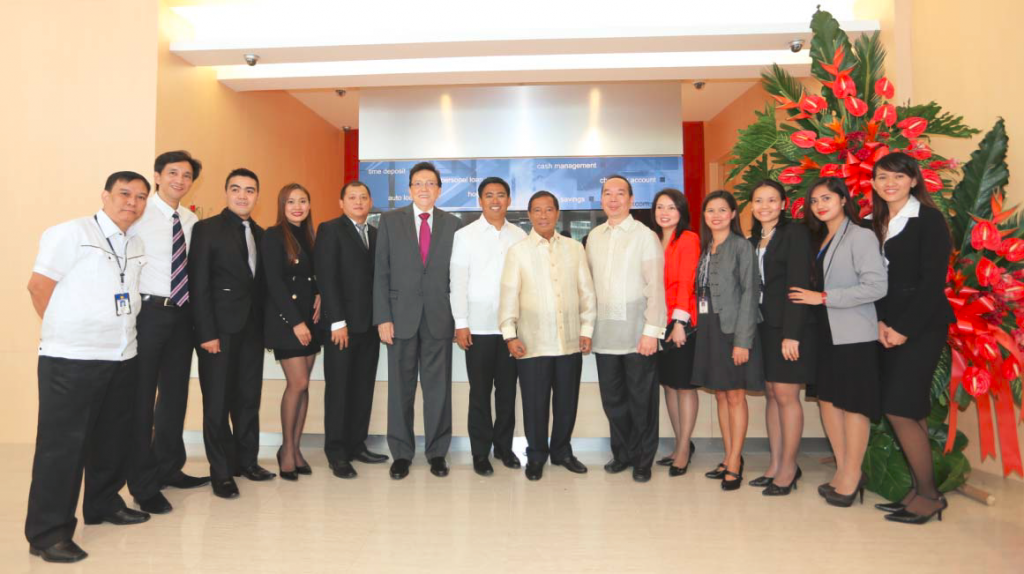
[142,294,187,308]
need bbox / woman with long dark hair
[692,190,763,491]
[870,152,955,523]
[748,180,815,495]
[651,188,700,476]
[262,183,321,480]
[790,178,887,508]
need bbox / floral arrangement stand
[725,9,1024,501]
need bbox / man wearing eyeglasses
[373,161,462,479]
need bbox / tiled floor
[2,441,1021,573]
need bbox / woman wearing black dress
[262,183,321,480]
[790,178,887,507]
[871,152,955,524]
[748,180,815,495]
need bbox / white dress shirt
[586,215,667,354]
[413,204,434,243]
[499,230,596,359]
[33,210,146,361]
[133,193,197,297]
[450,217,528,334]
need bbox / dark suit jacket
[261,224,319,350]
[315,215,377,335]
[750,222,814,340]
[189,208,265,343]
[704,232,760,348]
[373,205,461,340]
[876,205,955,338]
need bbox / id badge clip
[115,293,132,316]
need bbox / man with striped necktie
[126,151,207,515]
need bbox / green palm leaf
[809,9,854,120]
[733,154,776,210]
[898,101,981,139]
[760,64,815,132]
[950,118,1010,251]
[726,104,777,182]
[851,31,886,113]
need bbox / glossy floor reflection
[1,442,1021,573]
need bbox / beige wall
[0,0,159,443]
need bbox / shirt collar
[95,209,129,239]
[603,214,636,233]
[152,193,179,220]
[530,229,559,245]
[222,207,247,226]
[413,204,434,219]
[476,216,509,234]
[891,195,921,220]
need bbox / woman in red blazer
[653,188,702,476]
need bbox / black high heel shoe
[669,442,696,477]
[875,501,906,512]
[296,463,312,475]
[884,495,947,524]
[705,454,741,479]
[762,467,802,496]
[817,482,835,498]
[749,475,773,487]
[825,474,866,507]
[277,447,299,481]
[721,470,742,491]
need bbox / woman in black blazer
[871,152,955,524]
[748,180,815,495]
[262,183,321,480]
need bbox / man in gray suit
[374,162,462,479]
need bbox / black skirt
[273,344,321,361]
[692,294,764,392]
[658,321,697,390]
[815,307,881,420]
[881,327,947,419]
[759,323,816,385]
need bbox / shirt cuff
[331,321,347,331]
[32,265,63,282]
[501,325,518,340]
[643,324,666,339]
[455,317,469,330]
[671,309,690,323]
[580,324,594,338]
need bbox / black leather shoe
[136,492,172,514]
[875,501,906,512]
[328,460,355,479]
[390,459,411,480]
[668,464,688,477]
[429,457,450,477]
[353,449,390,464]
[655,456,673,467]
[884,495,948,524]
[818,482,835,498]
[473,456,494,477]
[500,451,522,469]
[84,507,151,526]
[525,462,544,481]
[604,458,630,474]
[749,475,773,487]
[825,475,867,508]
[296,464,312,475]
[721,471,742,491]
[633,467,652,483]
[553,456,588,474]
[237,464,276,481]
[29,540,88,563]
[211,478,240,499]
[162,472,210,489]
[277,447,299,481]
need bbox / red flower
[975,333,1002,362]
[905,140,933,160]
[819,164,847,178]
[875,77,895,99]
[844,97,868,117]
[976,257,1002,287]
[920,169,944,192]
[825,74,857,99]
[779,166,805,184]
[772,94,799,110]
[189,204,196,212]
[799,94,828,115]
[997,238,1024,262]
[929,159,952,170]
[897,117,929,139]
[971,221,1002,251]
[872,104,897,127]
[1001,357,1021,382]
[994,278,1024,301]
[790,130,817,149]
[814,138,840,155]
[963,366,992,397]
[790,197,806,219]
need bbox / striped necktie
[169,212,189,306]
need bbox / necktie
[356,222,368,249]
[243,220,257,276]
[169,212,189,305]
[418,212,431,265]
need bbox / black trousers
[196,312,264,480]
[518,353,582,465]
[323,330,381,465]
[126,301,194,500]
[595,353,660,469]
[26,357,136,548]
[465,334,518,458]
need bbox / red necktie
[419,212,431,265]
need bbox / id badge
[114,292,132,316]
[698,295,709,314]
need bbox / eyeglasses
[411,181,439,189]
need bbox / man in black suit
[189,168,276,499]
[373,161,461,479]
[315,180,387,479]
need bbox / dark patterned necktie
[170,212,189,305]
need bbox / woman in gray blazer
[790,178,887,508]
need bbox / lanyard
[696,251,711,293]
[94,215,128,286]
